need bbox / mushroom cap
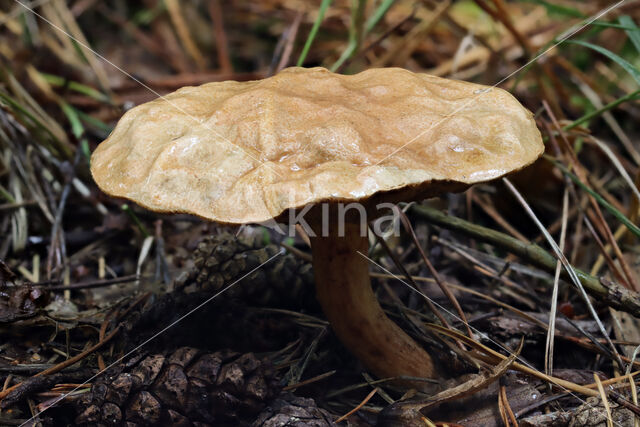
[91,67,544,224]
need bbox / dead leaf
[0,261,48,323]
[378,338,523,426]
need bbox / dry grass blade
[165,0,205,70]
[275,10,304,73]
[2,172,27,253]
[208,0,232,73]
[545,102,639,292]
[545,187,569,377]
[628,373,639,427]
[590,223,628,278]
[395,207,473,339]
[282,370,336,392]
[1,72,71,158]
[410,204,640,317]
[589,136,640,203]
[376,0,451,69]
[39,0,111,92]
[286,329,326,387]
[582,208,628,285]
[503,177,625,371]
[426,323,600,397]
[369,225,452,331]
[434,236,538,309]
[372,272,547,329]
[335,387,379,423]
[498,379,518,427]
[382,337,524,424]
[281,240,603,338]
[594,373,614,427]
[498,384,509,427]
[97,4,182,74]
[418,337,523,410]
[578,81,640,166]
[472,192,529,243]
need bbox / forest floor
[1,1,640,426]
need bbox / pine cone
[75,347,281,426]
[179,233,314,308]
[252,393,336,427]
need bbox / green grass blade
[330,0,395,72]
[297,0,333,66]
[364,0,395,33]
[0,185,16,203]
[563,89,640,130]
[590,22,640,31]
[60,102,92,163]
[618,15,640,53]
[519,0,584,18]
[566,40,640,86]
[59,102,84,139]
[75,109,113,135]
[40,72,110,103]
[0,91,61,144]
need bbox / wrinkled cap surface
[91,67,544,224]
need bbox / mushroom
[91,67,544,381]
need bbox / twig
[40,274,139,291]
[409,204,640,317]
[0,326,121,401]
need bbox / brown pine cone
[75,347,281,426]
[252,393,336,427]
[178,233,314,308]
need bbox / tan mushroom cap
[91,67,544,224]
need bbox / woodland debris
[0,261,48,323]
[252,393,336,427]
[74,347,281,426]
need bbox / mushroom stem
[309,222,436,381]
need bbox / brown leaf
[420,337,523,410]
[378,339,523,426]
[0,262,48,323]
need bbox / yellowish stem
[309,222,436,380]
